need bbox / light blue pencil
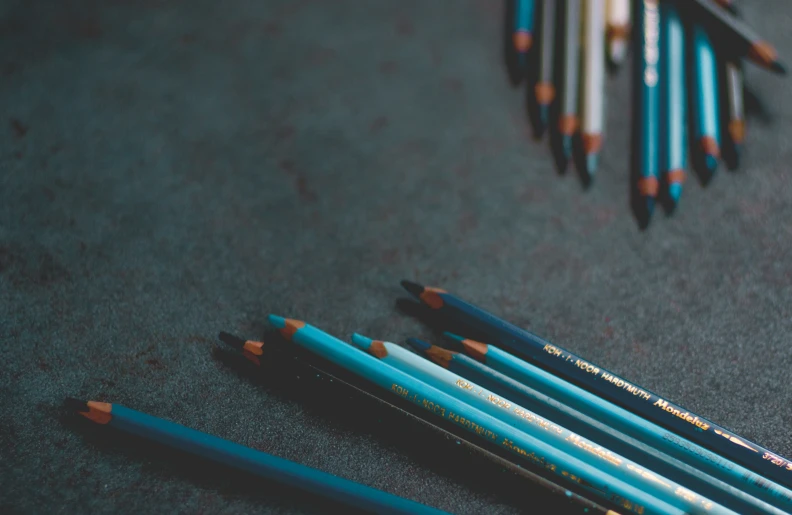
[449,333,792,513]
[267,315,683,515]
[69,399,448,514]
[661,3,687,208]
[692,22,721,178]
[350,334,743,515]
[514,0,536,61]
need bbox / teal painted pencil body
[452,336,792,513]
[75,402,447,515]
[514,0,535,56]
[692,23,721,174]
[661,3,687,205]
[635,0,662,214]
[348,335,741,515]
[268,316,684,515]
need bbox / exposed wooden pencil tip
[459,339,489,363]
[700,136,720,158]
[268,315,305,341]
[72,400,112,424]
[513,31,533,53]
[534,83,556,105]
[558,115,579,136]
[424,345,455,369]
[351,333,389,359]
[582,133,602,154]
[728,120,745,145]
[666,170,686,185]
[637,177,659,198]
[749,42,786,75]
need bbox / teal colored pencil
[267,315,684,515]
[68,399,448,515]
[635,0,661,218]
[692,23,721,178]
[514,0,536,63]
[442,333,792,514]
[661,3,687,208]
[348,334,743,515]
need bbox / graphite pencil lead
[65,397,89,413]
[400,280,425,298]
[218,331,246,350]
[406,337,432,353]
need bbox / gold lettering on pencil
[391,384,409,398]
[455,379,473,391]
[653,399,711,431]
[600,372,652,400]
[574,359,600,376]
[485,394,511,410]
[513,408,563,434]
[714,429,759,453]
[421,399,446,417]
[566,435,623,466]
[543,344,563,357]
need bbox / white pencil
[606,0,631,65]
[581,0,606,178]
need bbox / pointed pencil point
[400,280,425,298]
[406,337,431,353]
[268,314,286,329]
[442,332,466,345]
[65,397,89,413]
[218,332,246,349]
[351,333,374,349]
[771,60,787,76]
[585,153,599,178]
[668,183,683,206]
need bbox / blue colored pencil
[68,399,448,515]
[349,334,752,515]
[635,0,661,218]
[441,333,792,514]
[661,3,687,208]
[692,23,721,179]
[267,315,684,515]
[400,280,792,492]
[513,0,536,65]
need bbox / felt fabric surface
[2,0,792,513]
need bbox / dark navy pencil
[68,399,450,515]
[400,279,792,491]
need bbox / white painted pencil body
[581,0,606,155]
[606,0,631,64]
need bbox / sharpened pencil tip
[65,397,89,412]
[406,337,431,353]
[703,154,719,178]
[267,314,286,329]
[585,154,599,178]
[442,332,466,345]
[668,184,683,205]
[400,280,425,298]
[218,331,246,349]
[351,333,374,349]
[609,39,628,66]
[771,60,787,75]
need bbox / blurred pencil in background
[534,0,557,137]
[675,0,786,75]
[661,2,687,210]
[606,0,631,66]
[634,0,661,220]
[719,0,745,169]
[513,0,536,70]
[692,23,721,180]
[580,0,606,179]
[556,0,582,168]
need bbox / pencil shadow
[211,342,594,514]
[59,403,359,514]
[394,298,492,349]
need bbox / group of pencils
[71,279,792,514]
[509,0,786,224]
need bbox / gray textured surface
[2,0,792,513]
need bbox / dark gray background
[2,0,791,513]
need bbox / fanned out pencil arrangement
[69,279,792,514]
[509,0,786,226]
